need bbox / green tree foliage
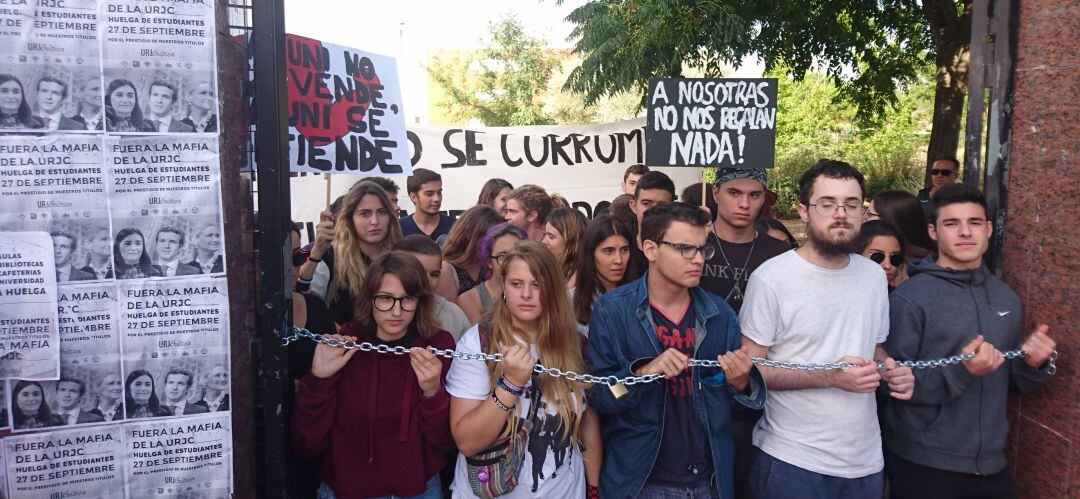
[563,0,970,174]
[429,15,563,126]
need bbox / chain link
[283,327,1056,386]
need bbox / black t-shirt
[647,300,712,487]
[399,213,455,242]
[699,232,791,314]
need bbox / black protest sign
[645,78,777,168]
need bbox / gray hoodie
[882,255,1049,475]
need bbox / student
[359,176,401,214]
[586,202,765,498]
[195,365,230,412]
[114,228,163,279]
[627,171,676,281]
[856,220,906,291]
[154,227,200,277]
[754,218,799,249]
[186,224,225,274]
[104,79,156,132]
[541,207,587,290]
[80,227,114,279]
[180,81,217,133]
[621,164,650,195]
[34,76,82,130]
[72,77,104,131]
[12,381,62,429]
[739,159,914,498]
[608,194,638,240]
[441,206,503,297]
[504,184,554,242]
[292,251,455,499]
[52,230,95,282]
[447,242,601,497]
[54,377,103,424]
[125,370,172,418]
[0,74,41,129]
[297,181,402,323]
[145,80,194,132]
[868,190,935,260]
[400,168,454,241]
[883,184,1055,499]
[395,235,470,340]
[916,157,960,212]
[476,178,514,216]
[458,223,526,325]
[161,369,209,416]
[88,373,124,422]
[571,215,633,337]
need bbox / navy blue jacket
[586,276,766,498]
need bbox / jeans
[748,448,883,499]
[638,480,719,499]
[317,474,442,499]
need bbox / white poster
[0,0,102,133]
[118,277,229,421]
[289,119,703,224]
[105,135,224,279]
[123,412,232,498]
[0,136,111,283]
[286,34,409,175]
[4,425,124,498]
[0,232,59,381]
[99,0,218,134]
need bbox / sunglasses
[868,252,904,267]
[930,169,955,176]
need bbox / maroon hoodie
[291,323,455,497]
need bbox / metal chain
[283,327,1057,386]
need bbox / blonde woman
[448,241,601,497]
[296,181,403,324]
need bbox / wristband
[587,484,599,499]
[496,376,526,397]
[307,255,322,263]
[491,391,514,412]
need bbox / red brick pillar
[1002,1,1078,497]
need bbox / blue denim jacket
[586,276,766,499]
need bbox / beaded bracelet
[495,376,526,397]
[491,391,514,412]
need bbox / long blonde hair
[484,241,586,444]
[329,181,403,303]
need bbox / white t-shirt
[739,251,889,478]
[446,325,586,498]
[434,295,470,341]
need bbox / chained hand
[311,334,359,378]
[961,335,1005,376]
[832,357,881,393]
[880,358,915,400]
[410,348,443,398]
[1021,325,1055,370]
[500,345,536,388]
[716,347,753,391]
[635,348,689,379]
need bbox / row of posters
[0,0,218,134]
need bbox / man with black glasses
[917,157,959,213]
[740,160,915,498]
[587,202,765,499]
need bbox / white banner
[0,232,59,381]
[289,118,703,224]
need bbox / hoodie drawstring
[367,354,378,463]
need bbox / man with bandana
[739,160,915,498]
[698,167,793,497]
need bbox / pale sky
[283,0,763,125]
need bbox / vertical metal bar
[963,0,991,186]
[251,0,293,496]
[984,0,1015,274]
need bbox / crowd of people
[286,162,1056,499]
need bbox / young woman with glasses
[447,241,601,497]
[292,251,455,499]
[856,220,907,291]
[458,223,526,325]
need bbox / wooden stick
[701,168,707,207]
[324,173,332,208]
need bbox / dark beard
[807,222,857,258]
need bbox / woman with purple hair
[457,222,525,324]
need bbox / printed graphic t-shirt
[646,300,712,487]
[446,325,586,498]
[699,233,791,313]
